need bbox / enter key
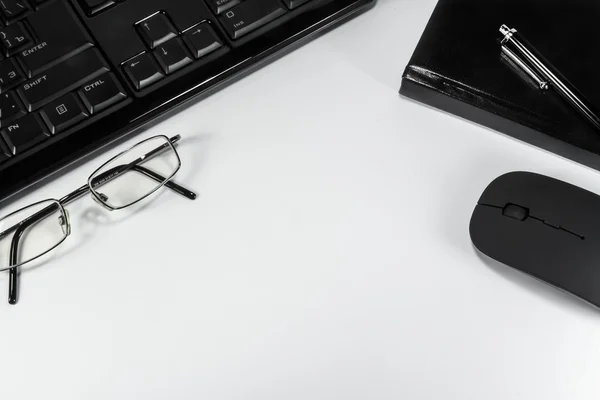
[19,0,93,78]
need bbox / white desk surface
[2,0,600,398]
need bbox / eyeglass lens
[0,200,68,271]
[89,136,181,209]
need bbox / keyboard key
[282,0,312,9]
[0,91,24,125]
[1,113,49,154]
[154,38,193,74]
[123,52,164,90]
[79,0,115,15]
[0,58,24,92]
[207,0,241,15]
[40,93,88,134]
[0,22,31,56]
[183,23,223,59]
[219,0,286,39]
[17,48,109,111]
[137,13,177,49]
[79,72,127,114]
[0,0,29,21]
[0,137,10,163]
[21,0,93,77]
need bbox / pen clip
[501,45,549,90]
[499,24,517,44]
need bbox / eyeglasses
[0,134,196,305]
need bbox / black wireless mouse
[469,171,600,308]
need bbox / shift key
[219,0,287,39]
[17,48,109,112]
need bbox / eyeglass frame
[0,134,196,305]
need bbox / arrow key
[136,13,177,49]
[183,23,223,59]
[123,52,164,90]
[154,38,193,75]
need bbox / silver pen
[499,24,600,131]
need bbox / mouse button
[480,172,600,236]
[470,204,582,258]
[533,189,600,237]
[477,172,541,208]
[477,171,591,212]
[502,203,529,221]
[469,204,539,254]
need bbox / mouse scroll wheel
[502,203,529,221]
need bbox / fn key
[1,114,50,154]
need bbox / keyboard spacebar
[17,48,110,112]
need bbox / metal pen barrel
[500,45,548,90]
[500,25,600,131]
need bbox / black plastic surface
[469,171,600,308]
[0,0,377,204]
[400,0,600,175]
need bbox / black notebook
[400,0,600,170]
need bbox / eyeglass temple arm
[120,165,196,200]
[6,201,61,304]
[6,135,195,304]
[8,217,29,304]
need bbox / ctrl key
[1,114,50,155]
[79,73,127,114]
[123,52,164,90]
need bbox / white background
[2,0,600,398]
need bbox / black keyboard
[0,0,375,202]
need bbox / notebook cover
[400,0,600,169]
